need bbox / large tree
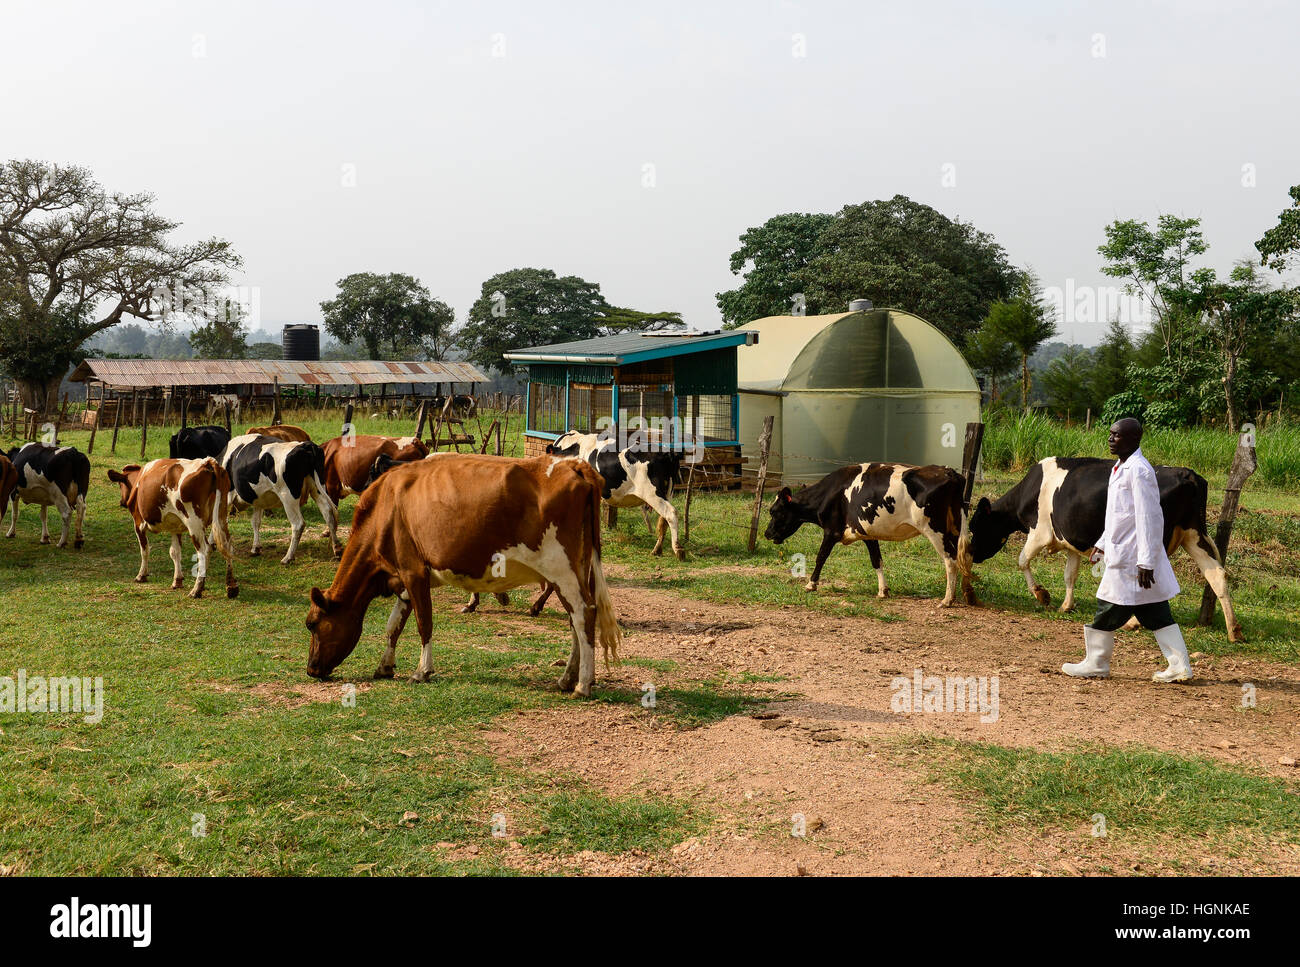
[799,195,1017,344]
[319,272,455,361]
[983,270,1058,411]
[456,267,682,374]
[716,212,834,327]
[1256,183,1300,272]
[0,159,240,412]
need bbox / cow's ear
[778,486,793,503]
[106,469,126,483]
[310,587,332,612]
[976,496,990,514]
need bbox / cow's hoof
[279,557,295,566]
[374,666,395,680]
[651,546,664,557]
[1228,624,1245,643]
[1058,602,1076,613]
[249,548,261,557]
[226,586,239,599]
[557,675,576,692]
[172,580,184,590]
[937,599,958,609]
[459,604,477,614]
[39,537,50,545]
[188,589,203,599]
[528,605,544,618]
[877,589,889,599]
[571,681,592,698]
[803,581,818,592]
[74,540,84,550]
[493,593,510,606]
[674,548,686,561]
[407,670,434,683]
[1032,586,1051,607]
[134,576,148,584]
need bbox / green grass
[899,734,1300,847]
[982,411,1300,489]
[2,407,1297,874]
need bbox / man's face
[1108,420,1141,458]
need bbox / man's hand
[1138,567,1154,589]
[1088,547,1103,565]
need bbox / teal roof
[503,329,758,366]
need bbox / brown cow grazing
[321,434,429,506]
[0,454,17,531]
[306,454,620,695]
[107,458,238,599]
[247,424,313,444]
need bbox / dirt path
[484,582,1300,876]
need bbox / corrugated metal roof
[69,358,487,388]
[504,329,758,365]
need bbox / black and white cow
[5,443,90,549]
[764,463,976,607]
[545,431,686,560]
[170,425,231,460]
[961,456,1241,640]
[220,434,340,564]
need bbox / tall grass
[981,412,1300,488]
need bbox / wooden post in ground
[139,403,148,459]
[960,422,986,510]
[746,415,775,553]
[54,394,68,445]
[414,399,429,442]
[110,391,123,453]
[162,387,172,430]
[181,390,189,429]
[223,400,232,436]
[87,405,99,454]
[343,402,353,437]
[1197,436,1256,635]
[683,461,696,546]
[494,421,503,456]
[272,377,282,426]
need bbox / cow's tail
[584,467,621,668]
[208,458,235,563]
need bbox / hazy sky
[4,0,1298,346]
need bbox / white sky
[4,0,1297,346]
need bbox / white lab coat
[1096,447,1180,606]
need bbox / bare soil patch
[486,584,1300,876]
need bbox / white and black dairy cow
[545,431,686,560]
[765,462,976,607]
[962,456,1241,640]
[5,443,90,549]
[220,434,341,564]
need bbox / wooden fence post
[110,392,123,454]
[162,387,172,430]
[746,415,775,553]
[343,402,354,437]
[139,404,148,459]
[272,377,282,426]
[54,394,68,445]
[224,400,232,436]
[683,461,696,546]
[181,390,189,430]
[414,399,429,442]
[87,405,99,455]
[1197,436,1256,636]
[960,422,986,510]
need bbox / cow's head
[305,586,366,679]
[106,465,143,508]
[366,453,400,488]
[962,496,1017,564]
[648,449,686,495]
[764,486,806,544]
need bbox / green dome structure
[737,306,980,483]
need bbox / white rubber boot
[1152,624,1193,683]
[1062,626,1114,678]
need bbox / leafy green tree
[247,341,283,360]
[799,195,1018,344]
[320,272,455,361]
[716,213,834,327]
[1087,319,1134,412]
[456,267,682,374]
[963,321,1017,406]
[1098,215,1205,360]
[0,159,239,412]
[1040,345,1095,419]
[190,300,250,359]
[983,270,1058,411]
[1256,184,1300,272]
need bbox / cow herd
[0,421,1242,693]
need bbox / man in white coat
[1062,417,1193,682]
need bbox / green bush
[1100,390,1146,425]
